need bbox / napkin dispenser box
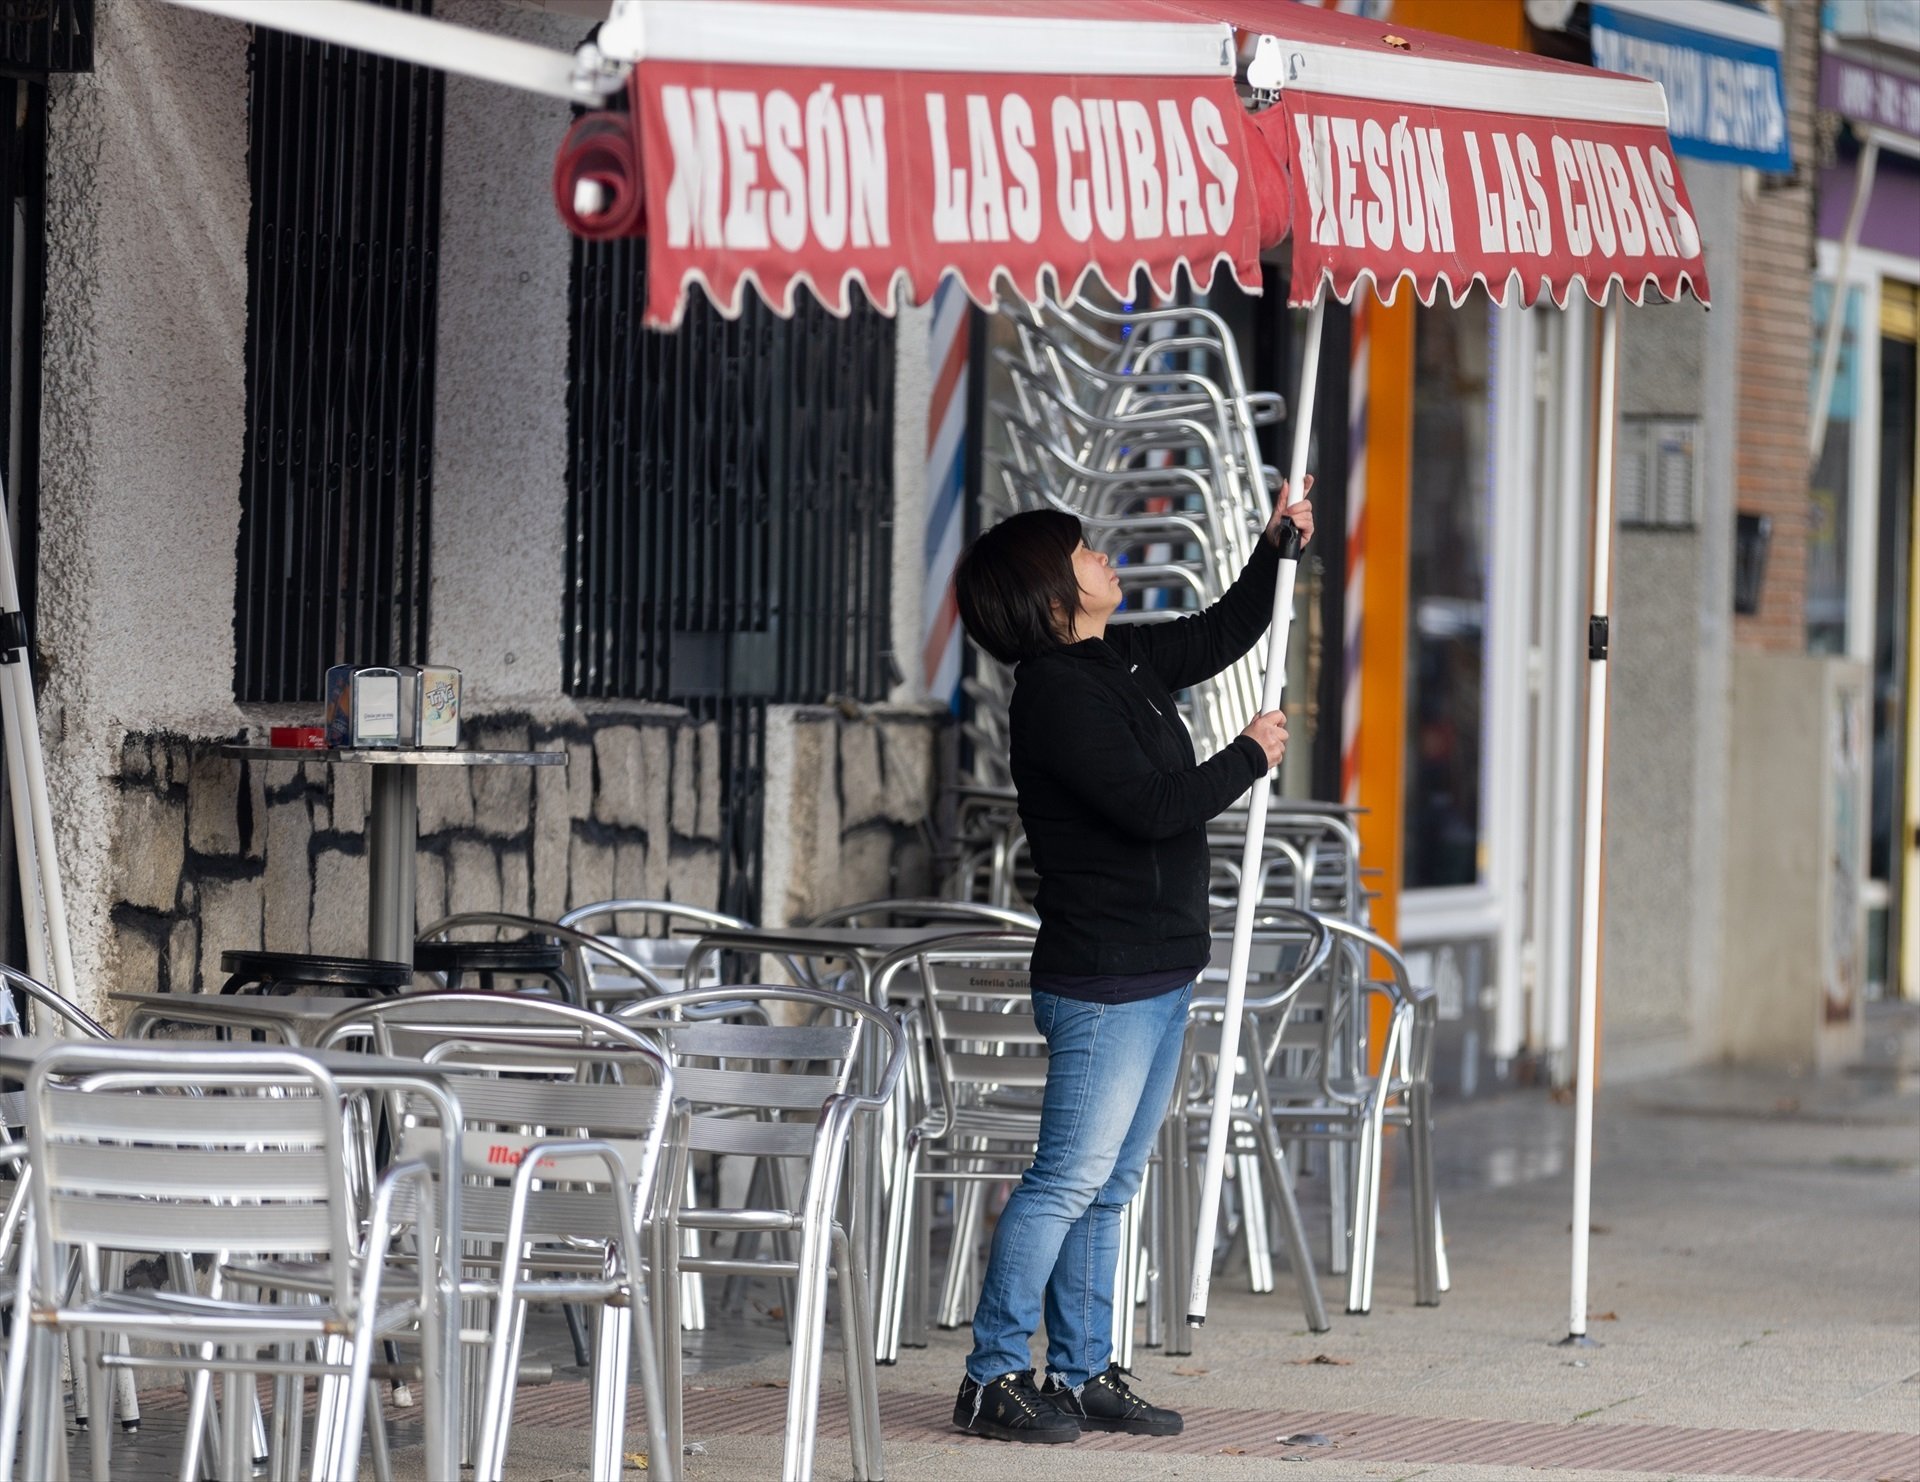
[412,665,462,748]
[324,666,409,748]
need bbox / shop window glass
[1808,281,1863,656]
[1404,300,1491,890]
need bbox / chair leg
[1434,1201,1451,1293]
[830,1230,870,1482]
[1238,1152,1275,1295]
[652,1208,686,1471]
[1162,1114,1193,1358]
[902,1177,931,1351]
[562,1301,595,1368]
[833,1225,885,1482]
[1141,1154,1165,1350]
[617,1214,675,1482]
[19,1318,60,1482]
[1409,1081,1441,1307]
[366,1382,394,1482]
[1344,1113,1377,1315]
[0,1232,34,1482]
[874,1134,921,1365]
[478,1297,532,1482]
[937,1168,987,1330]
[781,1219,835,1482]
[1256,1130,1328,1333]
[681,1162,708,1332]
[1327,1139,1350,1276]
[588,1301,632,1482]
[219,1359,251,1482]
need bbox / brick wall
[1733,0,1820,652]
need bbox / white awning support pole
[1567,296,1622,1345]
[0,475,76,1011]
[1809,133,1880,459]
[1189,293,1325,1327]
[160,0,626,102]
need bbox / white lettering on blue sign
[1591,4,1792,172]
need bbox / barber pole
[1341,299,1368,806]
[923,277,969,709]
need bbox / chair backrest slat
[456,1183,631,1244]
[48,1191,336,1252]
[47,1090,331,1142]
[684,1116,817,1157]
[394,1123,658,1187]
[660,1023,854,1060]
[45,1142,331,1200]
[937,1010,1046,1044]
[947,1052,1047,1086]
[413,1078,664,1134]
[672,1066,841,1112]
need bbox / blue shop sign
[1591,0,1792,171]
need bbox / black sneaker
[1041,1363,1184,1436]
[953,1370,1082,1444]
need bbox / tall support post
[1188,294,1325,1327]
[0,473,76,1008]
[1808,135,1879,460]
[1567,297,1623,1344]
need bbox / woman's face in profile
[1067,540,1122,630]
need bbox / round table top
[220,745,566,767]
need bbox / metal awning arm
[162,0,629,102]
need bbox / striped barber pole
[1341,298,1369,807]
[923,277,970,709]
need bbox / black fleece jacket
[1010,538,1281,981]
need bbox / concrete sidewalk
[117,1006,1920,1480]
[495,1005,1920,1481]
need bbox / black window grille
[233,1,443,704]
[567,242,896,917]
[0,0,90,75]
[0,75,47,974]
[565,240,896,705]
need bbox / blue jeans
[965,983,1192,1388]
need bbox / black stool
[218,950,412,997]
[411,939,574,1001]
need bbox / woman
[949,482,1313,1444]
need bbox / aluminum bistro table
[222,746,566,964]
[110,992,374,1046]
[680,925,990,1004]
[0,1036,467,1480]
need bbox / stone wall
[104,705,943,1000]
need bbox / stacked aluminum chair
[975,292,1285,772]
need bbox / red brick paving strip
[143,1381,1920,1480]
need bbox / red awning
[555,1,1287,327]
[1188,1,1712,308]
[553,0,1709,322]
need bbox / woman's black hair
[953,509,1086,665]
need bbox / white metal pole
[1545,301,1589,1074]
[1189,293,1324,1326]
[1567,297,1622,1344]
[0,479,76,1007]
[1808,136,1879,459]
[0,686,49,990]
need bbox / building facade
[12,0,947,1019]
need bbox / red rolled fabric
[553,81,647,241]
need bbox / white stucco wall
[40,0,252,1011]
[429,0,583,707]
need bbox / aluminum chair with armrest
[615,985,905,1482]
